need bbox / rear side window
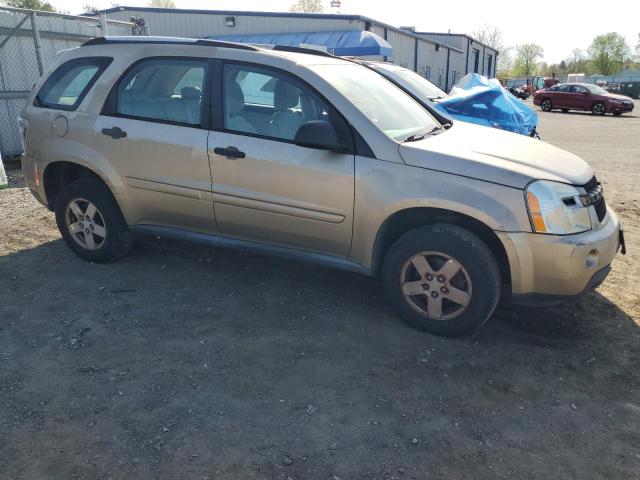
[35,57,112,111]
[115,58,207,126]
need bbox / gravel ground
[1,102,639,480]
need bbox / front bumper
[497,206,622,301]
[610,102,634,113]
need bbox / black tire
[381,224,501,337]
[561,108,569,113]
[540,98,553,112]
[55,177,134,263]
[592,102,606,116]
[613,111,623,116]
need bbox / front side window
[117,58,207,126]
[311,63,440,141]
[35,57,112,111]
[222,63,336,142]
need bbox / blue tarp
[208,30,393,57]
[434,74,538,136]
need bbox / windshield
[311,64,440,141]
[381,66,447,101]
[585,84,609,95]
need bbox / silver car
[20,37,625,336]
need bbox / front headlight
[525,180,592,234]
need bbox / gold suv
[20,37,625,336]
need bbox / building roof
[97,6,464,53]
[411,31,497,53]
[210,30,393,57]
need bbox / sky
[51,0,640,64]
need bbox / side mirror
[582,91,590,95]
[294,120,348,152]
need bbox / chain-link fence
[0,6,137,159]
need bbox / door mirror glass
[294,120,346,152]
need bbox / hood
[399,122,593,189]
[605,93,633,101]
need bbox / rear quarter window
[35,57,112,111]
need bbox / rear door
[93,57,216,233]
[207,62,355,257]
[552,84,571,108]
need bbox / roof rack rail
[82,36,259,51]
[270,45,336,58]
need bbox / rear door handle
[101,127,127,139]
[214,146,245,159]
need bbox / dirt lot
[1,103,639,480]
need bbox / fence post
[30,11,44,76]
[99,13,108,35]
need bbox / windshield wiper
[403,126,442,142]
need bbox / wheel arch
[371,207,511,292]
[43,161,115,211]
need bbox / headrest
[226,81,245,116]
[274,80,300,110]
[181,86,202,99]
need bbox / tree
[82,4,99,14]
[496,47,514,77]
[148,0,175,7]
[588,32,630,75]
[513,43,543,76]
[289,0,323,13]
[559,60,567,74]
[568,48,585,72]
[4,0,56,11]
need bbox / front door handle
[214,146,246,159]
[101,127,127,139]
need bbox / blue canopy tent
[208,30,393,57]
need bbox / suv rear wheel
[55,178,134,262]
[381,224,501,336]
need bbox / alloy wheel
[65,198,107,250]
[541,99,552,111]
[592,103,605,115]
[400,251,472,320]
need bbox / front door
[208,62,355,257]
[93,57,216,233]
[569,84,591,110]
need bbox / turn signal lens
[527,191,547,233]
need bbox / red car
[534,83,635,116]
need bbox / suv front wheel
[382,224,501,336]
[55,178,134,262]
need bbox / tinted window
[222,64,339,142]
[570,85,587,93]
[117,58,207,126]
[35,57,111,111]
[557,85,571,92]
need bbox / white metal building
[412,31,499,79]
[99,7,496,92]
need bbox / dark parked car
[534,83,635,116]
